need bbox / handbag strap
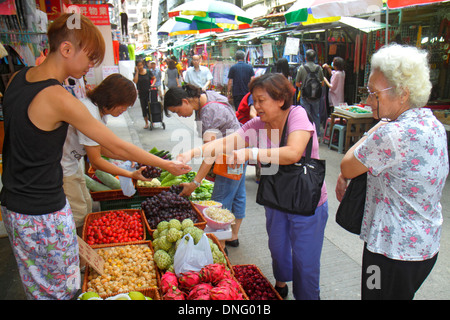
[280,107,314,163]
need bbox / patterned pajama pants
[1,201,81,300]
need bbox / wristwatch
[192,179,201,187]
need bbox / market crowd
[0,13,448,301]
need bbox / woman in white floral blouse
[337,44,449,300]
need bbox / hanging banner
[0,0,16,15]
[64,4,110,26]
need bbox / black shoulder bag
[335,172,367,235]
[256,110,326,216]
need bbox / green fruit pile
[152,218,228,272]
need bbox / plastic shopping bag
[118,161,136,197]
[173,234,213,276]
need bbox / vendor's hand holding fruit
[179,182,197,197]
[165,160,191,176]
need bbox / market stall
[78,147,283,301]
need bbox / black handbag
[256,110,326,216]
[335,172,367,235]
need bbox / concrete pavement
[0,98,449,300]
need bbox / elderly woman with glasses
[337,44,449,300]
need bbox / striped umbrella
[284,0,383,25]
[168,0,254,25]
[157,17,224,36]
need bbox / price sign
[284,37,300,56]
[77,236,104,275]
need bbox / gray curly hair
[370,44,432,109]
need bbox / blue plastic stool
[329,124,346,154]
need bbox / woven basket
[81,241,161,298]
[82,209,149,247]
[232,264,283,300]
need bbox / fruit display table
[329,112,377,153]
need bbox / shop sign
[0,0,16,15]
[64,4,110,26]
[35,0,62,21]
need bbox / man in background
[227,50,255,111]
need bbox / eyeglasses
[365,86,394,99]
[365,86,395,122]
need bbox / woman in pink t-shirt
[176,73,328,300]
[323,57,345,107]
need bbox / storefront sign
[64,4,110,26]
[0,0,16,15]
[36,0,62,21]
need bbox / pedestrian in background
[337,44,449,300]
[149,60,163,101]
[227,50,255,110]
[295,49,324,137]
[323,56,346,109]
[184,54,213,91]
[165,59,181,90]
[133,59,155,129]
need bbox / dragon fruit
[187,283,214,300]
[178,271,202,291]
[163,286,186,300]
[209,285,243,300]
[160,271,178,294]
[200,263,229,284]
[217,278,241,293]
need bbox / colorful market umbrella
[157,17,224,36]
[175,15,252,31]
[284,0,384,24]
[386,0,448,8]
[168,0,254,25]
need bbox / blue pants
[265,201,328,300]
[301,97,321,137]
[211,165,247,219]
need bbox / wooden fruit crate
[232,264,283,300]
[82,209,148,247]
[81,241,161,299]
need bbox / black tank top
[0,67,69,215]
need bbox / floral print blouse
[355,108,449,261]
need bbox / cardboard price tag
[77,236,104,275]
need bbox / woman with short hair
[338,44,449,300]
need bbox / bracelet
[197,147,203,158]
[192,179,201,187]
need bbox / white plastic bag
[173,234,213,276]
[117,161,136,197]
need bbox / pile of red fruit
[85,210,144,245]
[233,265,280,300]
[160,264,244,300]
